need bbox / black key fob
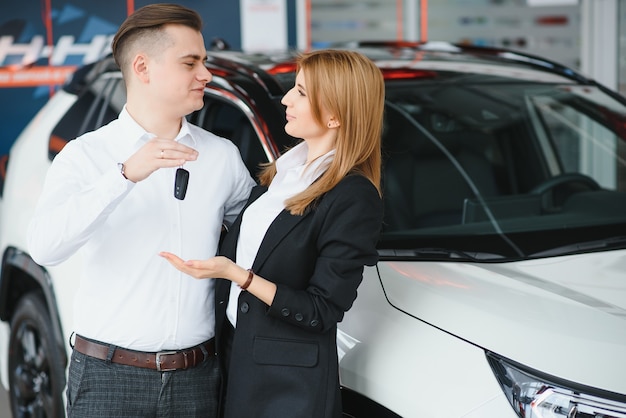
[174,167,189,200]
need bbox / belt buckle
[155,351,178,372]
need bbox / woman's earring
[328,123,332,128]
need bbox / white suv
[1,44,626,417]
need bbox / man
[27,4,255,417]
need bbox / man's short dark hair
[111,3,203,72]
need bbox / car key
[174,167,189,200]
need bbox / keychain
[174,166,189,200]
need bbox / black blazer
[215,174,383,418]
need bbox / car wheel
[9,291,65,418]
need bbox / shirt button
[281,308,290,317]
[295,313,303,322]
[240,302,249,313]
[310,319,319,327]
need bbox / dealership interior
[302,0,625,98]
[1,1,626,417]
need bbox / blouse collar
[275,141,336,183]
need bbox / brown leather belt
[74,335,214,372]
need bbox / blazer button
[295,313,303,322]
[240,302,249,313]
[281,308,290,317]
[310,319,319,327]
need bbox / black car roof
[64,41,592,97]
[203,41,594,99]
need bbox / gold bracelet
[240,269,254,291]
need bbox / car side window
[48,75,125,160]
[189,99,268,179]
[381,105,501,232]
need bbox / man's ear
[132,54,150,83]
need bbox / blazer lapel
[252,208,310,273]
[224,184,313,273]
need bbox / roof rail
[330,40,591,84]
[448,43,590,84]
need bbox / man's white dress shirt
[226,142,335,326]
[28,107,255,351]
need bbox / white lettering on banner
[0,35,44,65]
[0,34,113,67]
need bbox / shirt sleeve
[27,141,133,266]
[222,144,256,228]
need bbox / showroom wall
[308,0,579,69]
[428,1,579,69]
[308,0,626,98]
[1,0,624,164]
[617,0,626,96]
[0,0,243,158]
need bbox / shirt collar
[276,141,335,183]
[118,106,197,148]
[177,118,196,146]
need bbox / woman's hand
[159,252,234,279]
[160,252,277,306]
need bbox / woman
[160,49,384,417]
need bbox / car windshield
[379,76,626,261]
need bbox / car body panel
[0,90,78,389]
[376,251,626,395]
[338,267,518,417]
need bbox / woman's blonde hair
[259,49,385,215]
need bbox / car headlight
[486,352,626,418]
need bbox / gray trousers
[66,348,220,417]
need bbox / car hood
[378,249,626,394]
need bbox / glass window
[380,77,626,260]
[528,88,626,190]
[49,74,124,160]
[189,98,268,178]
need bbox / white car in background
[0,42,625,417]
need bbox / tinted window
[49,74,125,160]
[189,98,268,178]
[380,80,626,259]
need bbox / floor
[0,388,10,417]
